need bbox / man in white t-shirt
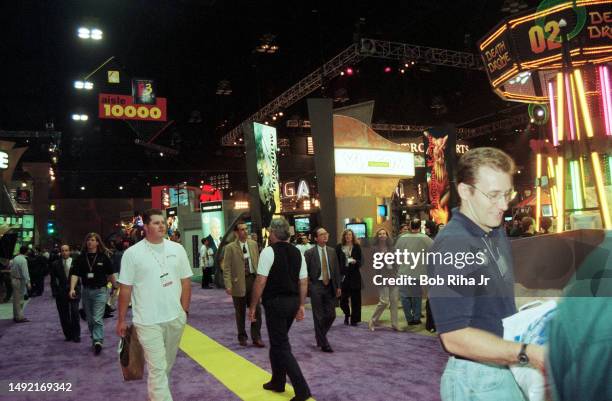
[116,209,192,401]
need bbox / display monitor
[294,217,310,233]
[541,205,553,217]
[345,223,367,239]
[377,205,387,217]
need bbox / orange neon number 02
[528,21,562,55]
[103,104,162,120]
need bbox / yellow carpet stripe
[180,324,314,401]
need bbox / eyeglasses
[469,184,515,203]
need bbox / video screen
[294,217,310,233]
[346,223,367,239]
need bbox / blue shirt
[427,208,517,338]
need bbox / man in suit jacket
[222,222,264,347]
[304,227,341,352]
[49,244,81,342]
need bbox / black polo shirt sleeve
[102,254,113,276]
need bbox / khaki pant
[371,285,399,328]
[11,278,25,321]
[135,313,187,401]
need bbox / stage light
[278,111,283,116]
[118,186,123,190]
[564,73,576,141]
[80,186,86,191]
[384,66,392,73]
[590,152,611,228]
[536,153,542,231]
[400,69,406,74]
[50,204,56,211]
[80,114,88,121]
[272,116,277,121]
[340,71,345,76]
[72,114,81,121]
[404,63,409,68]
[556,73,564,142]
[345,67,354,76]
[78,27,90,39]
[573,69,594,138]
[91,29,103,40]
[84,82,93,90]
[159,152,164,157]
[548,81,559,146]
[74,81,84,89]
[556,156,564,233]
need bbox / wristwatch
[518,343,529,366]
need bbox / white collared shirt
[240,240,254,273]
[62,257,72,279]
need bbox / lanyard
[146,242,167,275]
[481,236,508,276]
[86,253,98,272]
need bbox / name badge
[160,272,173,287]
[87,273,94,279]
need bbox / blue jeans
[400,295,421,322]
[441,357,526,401]
[82,287,108,344]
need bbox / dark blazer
[304,245,342,293]
[335,243,363,290]
[50,258,81,299]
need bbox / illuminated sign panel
[0,151,9,169]
[334,148,415,177]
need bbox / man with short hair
[395,218,433,325]
[10,246,31,323]
[248,217,311,401]
[117,209,192,401]
[222,222,264,347]
[50,244,81,342]
[428,147,545,400]
[304,227,341,352]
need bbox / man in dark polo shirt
[248,217,311,401]
[427,148,545,401]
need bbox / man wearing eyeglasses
[427,147,545,401]
[222,222,264,347]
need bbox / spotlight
[90,29,103,40]
[346,67,354,76]
[74,81,84,89]
[80,186,86,190]
[21,182,27,188]
[78,27,90,39]
[400,69,406,74]
[278,111,283,116]
[384,66,392,73]
[118,186,123,190]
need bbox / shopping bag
[118,325,145,381]
[502,300,557,401]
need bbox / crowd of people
[3,147,607,401]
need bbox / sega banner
[98,93,167,122]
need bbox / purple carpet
[0,282,446,401]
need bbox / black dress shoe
[239,339,248,346]
[321,346,334,353]
[263,381,285,392]
[290,393,312,401]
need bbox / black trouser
[232,274,262,342]
[30,273,44,296]
[201,266,213,288]
[2,272,12,301]
[263,296,310,398]
[56,293,81,340]
[310,281,336,348]
[340,287,362,324]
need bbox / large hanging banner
[253,122,281,228]
[98,93,167,121]
[424,125,457,225]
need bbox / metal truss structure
[221,38,483,146]
[0,130,62,141]
[457,114,530,139]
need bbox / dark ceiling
[1,0,539,197]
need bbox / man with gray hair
[248,217,311,401]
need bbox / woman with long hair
[335,229,363,326]
[69,232,116,355]
[368,228,399,331]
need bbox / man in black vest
[49,244,81,342]
[248,217,311,401]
